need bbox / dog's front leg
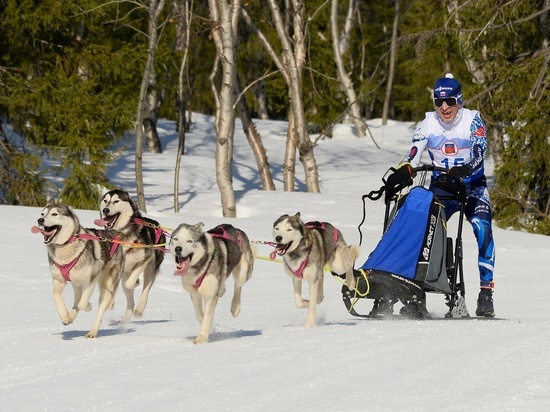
[53,278,72,325]
[306,277,319,327]
[190,293,204,323]
[193,295,218,344]
[292,277,308,308]
[120,281,135,323]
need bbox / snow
[1,113,549,411]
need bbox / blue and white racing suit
[405,108,495,287]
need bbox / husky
[272,212,360,327]
[95,190,166,322]
[32,200,123,338]
[169,223,255,344]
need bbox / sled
[341,164,470,319]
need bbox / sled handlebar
[411,165,449,174]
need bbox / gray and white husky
[32,200,123,338]
[272,212,360,327]
[169,223,255,344]
[95,190,166,322]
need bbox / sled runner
[341,164,470,319]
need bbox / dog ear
[194,222,205,232]
[47,198,56,206]
[293,212,301,219]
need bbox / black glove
[448,165,472,180]
[386,164,413,189]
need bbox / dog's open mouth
[173,254,191,276]
[31,225,60,244]
[275,242,292,256]
[94,213,120,229]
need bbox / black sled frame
[342,165,469,319]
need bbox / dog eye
[187,240,193,244]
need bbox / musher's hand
[448,165,472,180]
[386,162,413,189]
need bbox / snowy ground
[1,114,549,411]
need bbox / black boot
[475,288,495,317]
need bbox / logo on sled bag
[423,215,437,260]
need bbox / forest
[0,0,548,233]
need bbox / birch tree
[208,0,240,217]
[242,0,321,192]
[135,0,166,212]
[173,0,193,212]
[381,0,399,125]
[331,0,366,136]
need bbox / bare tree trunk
[144,71,163,153]
[331,0,366,136]
[208,0,240,217]
[135,0,166,212]
[255,79,269,120]
[283,111,297,191]
[382,0,399,125]
[269,0,320,192]
[236,77,275,190]
[173,0,192,213]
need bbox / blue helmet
[434,73,462,104]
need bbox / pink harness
[284,222,338,279]
[56,232,118,282]
[208,225,243,248]
[190,226,242,289]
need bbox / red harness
[55,232,118,282]
[284,222,338,279]
[192,226,243,289]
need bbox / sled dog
[272,212,360,327]
[96,190,166,322]
[169,223,255,344]
[32,200,123,338]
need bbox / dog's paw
[193,335,207,345]
[296,299,309,309]
[120,309,133,323]
[231,304,241,318]
[133,309,144,318]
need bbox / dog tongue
[173,258,191,276]
[94,218,109,226]
[31,226,50,236]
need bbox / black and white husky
[169,223,255,344]
[32,200,123,338]
[272,212,360,327]
[95,190,166,322]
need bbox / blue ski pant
[430,183,495,287]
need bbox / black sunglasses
[434,97,458,107]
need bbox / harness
[284,222,338,279]
[54,231,118,282]
[207,224,243,248]
[187,225,243,289]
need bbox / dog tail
[349,245,361,261]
